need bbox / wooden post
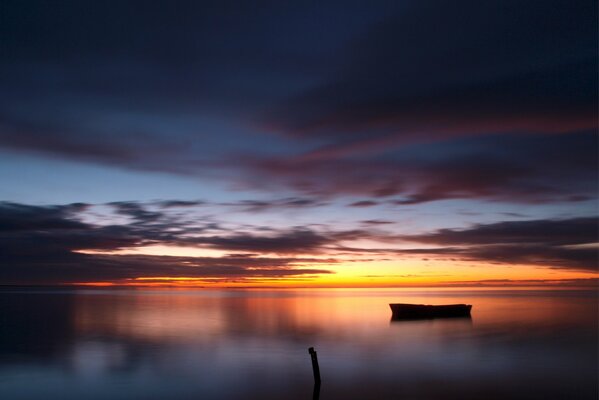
[308,347,321,384]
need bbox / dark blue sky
[0,1,597,285]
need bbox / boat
[389,303,472,320]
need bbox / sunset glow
[0,1,596,289]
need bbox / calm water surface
[0,288,597,399]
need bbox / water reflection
[0,288,596,399]
[0,291,76,360]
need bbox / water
[0,288,596,399]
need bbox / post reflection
[312,382,320,400]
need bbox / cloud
[361,220,393,225]
[0,202,89,231]
[1,201,596,283]
[240,131,598,203]
[0,1,595,208]
[178,228,334,254]
[219,197,326,212]
[0,252,334,285]
[402,217,597,246]
[109,201,165,224]
[430,278,599,288]
[349,200,379,207]
[157,200,206,208]
[261,0,597,142]
[400,217,598,271]
[0,201,342,284]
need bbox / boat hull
[390,303,472,320]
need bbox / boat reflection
[390,314,473,322]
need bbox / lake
[0,288,596,399]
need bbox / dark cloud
[400,217,598,271]
[157,200,206,208]
[220,197,326,212]
[361,220,393,225]
[0,1,595,208]
[349,201,379,207]
[498,212,527,218]
[186,229,334,254]
[403,217,597,246]
[0,252,333,285]
[0,0,597,285]
[435,278,599,287]
[109,201,165,224]
[1,201,596,283]
[262,0,597,142]
[460,244,596,271]
[241,131,598,203]
[0,202,89,231]
[0,202,341,284]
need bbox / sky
[0,0,597,287]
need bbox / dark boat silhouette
[390,303,472,320]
